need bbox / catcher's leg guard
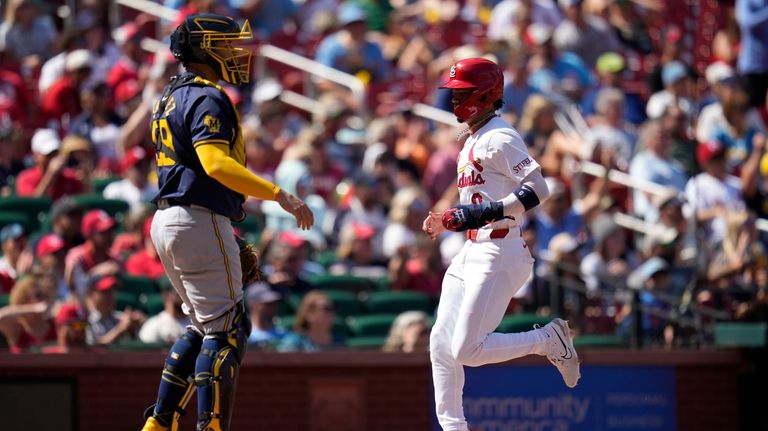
[194,307,249,431]
[144,328,203,430]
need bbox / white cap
[252,77,282,105]
[705,61,735,86]
[65,49,94,71]
[31,129,61,155]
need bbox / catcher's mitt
[236,236,262,284]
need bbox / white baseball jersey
[456,116,540,230]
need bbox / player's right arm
[195,144,314,230]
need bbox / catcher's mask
[170,13,253,85]
[439,57,503,123]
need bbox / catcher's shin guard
[194,306,249,431]
[145,328,203,430]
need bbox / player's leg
[171,208,245,431]
[142,327,203,431]
[142,207,203,431]
[194,303,250,431]
[430,245,470,431]
[451,240,547,367]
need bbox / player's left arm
[441,169,550,232]
[442,133,550,232]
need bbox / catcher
[141,14,313,431]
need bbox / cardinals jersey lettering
[456,116,540,228]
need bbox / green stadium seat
[313,250,339,269]
[115,291,140,311]
[346,336,387,350]
[107,340,169,351]
[320,289,361,318]
[232,215,262,235]
[573,334,627,348]
[0,294,9,307]
[346,313,398,337]
[496,313,553,333]
[714,322,767,348]
[139,293,166,316]
[119,274,160,296]
[0,196,52,231]
[0,211,31,232]
[71,193,130,218]
[309,274,375,293]
[91,177,121,194]
[363,290,432,314]
[375,275,391,291]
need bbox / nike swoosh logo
[554,326,574,360]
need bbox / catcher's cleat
[536,318,581,388]
[141,417,169,431]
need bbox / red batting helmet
[439,58,503,122]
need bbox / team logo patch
[204,115,221,133]
[449,65,457,78]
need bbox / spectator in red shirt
[15,128,85,200]
[39,49,93,129]
[64,210,121,298]
[125,215,165,279]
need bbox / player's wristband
[441,201,505,232]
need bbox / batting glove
[441,201,505,232]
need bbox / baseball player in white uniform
[423,57,581,431]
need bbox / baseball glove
[236,236,262,284]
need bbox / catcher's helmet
[439,57,503,122]
[170,14,253,85]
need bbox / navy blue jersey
[151,73,246,220]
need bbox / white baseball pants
[430,234,548,431]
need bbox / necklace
[456,111,499,140]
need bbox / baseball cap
[705,62,735,87]
[275,230,307,248]
[0,223,26,242]
[121,145,150,173]
[351,223,376,240]
[50,197,84,220]
[663,25,683,44]
[115,79,141,106]
[55,303,87,326]
[81,210,117,237]
[548,232,579,255]
[696,139,726,165]
[246,281,282,304]
[90,274,119,292]
[36,233,66,258]
[338,3,367,26]
[661,61,687,87]
[61,134,92,155]
[526,23,553,46]
[590,213,621,244]
[65,49,94,72]
[31,128,61,155]
[596,52,625,74]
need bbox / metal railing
[539,254,731,348]
[255,44,367,111]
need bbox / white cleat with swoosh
[537,318,581,388]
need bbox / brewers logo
[204,115,221,133]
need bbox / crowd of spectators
[0,0,767,354]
